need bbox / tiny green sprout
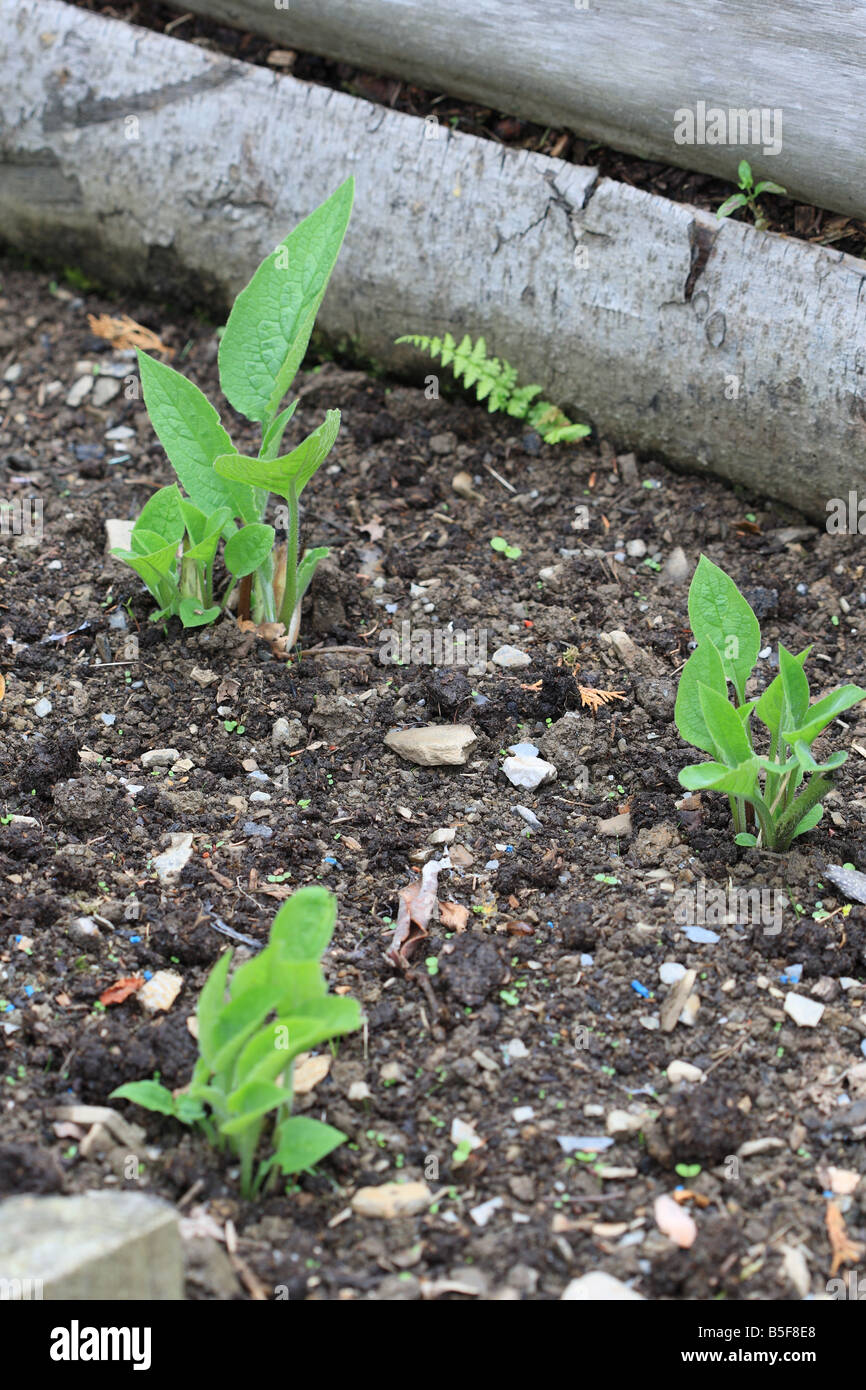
[267,871,292,884]
[675,555,865,850]
[675,1163,702,1178]
[593,873,620,886]
[111,886,361,1198]
[297,798,311,809]
[716,160,787,230]
[452,1138,473,1167]
[489,536,523,560]
[112,181,354,643]
[425,956,439,977]
[499,989,519,1006]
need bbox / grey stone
[385,723,477,766]
[0,1192,182,1299]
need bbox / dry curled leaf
[387,859,445,965]
[87,312,172,357]
[826,1199,864,1275]
[99,976,145,1006]
[439,900,469,932]
[579,685,626,714]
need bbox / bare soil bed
[1,261,865,1300]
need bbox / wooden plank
[1,0,864,522]
[165,0,866,221]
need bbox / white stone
[385,724,477,766]
[492,645,531,668]
[561,1271,645,1301]
[784,992,825,1027]
[659,962,686,984]
[153,831,194,884]
[140,748,180,768]
[137,971,183,1014]
[502,755,556,790]
[667,1059,704,1084]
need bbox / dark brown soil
[72,0,866,261]
[1,260,866,1301]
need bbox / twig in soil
[702,1026,751,1078]
[483,463,516,493]
[177,1178,205,1209]
[201,903,262,951]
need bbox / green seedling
[675,555,865,851]
[111,886,361,1197]
[395,332,590,445]
[490,536,522,560]
[716,160,787,231]
[113,180,354,643]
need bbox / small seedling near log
[111,886,361,1197]
[675,555,865,851]
[395,332,590,445]
[716,160,787,231]
[113,180,354,643]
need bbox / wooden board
[2,0,864,522]
[165,0,866,221]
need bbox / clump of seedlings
[716,159,787,230]
[112,887,361,1197]
[675,555,865,851]
[395,331,590,444]
[113,179,354,643]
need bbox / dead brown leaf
[827,1199,864,1276]
[99,976,145,1006]
[439,900,469,932]
[87,313,172,357]
[387,860,446,965]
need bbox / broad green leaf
[218,178,354,425]
[791,804,823,839]
[261,400,299,461]
[792,741,847,775]
[781,685,866,747]
[220,1079,290,1136]
[174,1093,208,1124]
[272,961,327,1016]
[137,350,258,521]
[778,643,810,731]
[214,411,340,500]
[275,997,362,1055]
[679,757,760,797]
[269,885,337,961]
[130,528,175,559]
[224,523,276,579]
[110,1080,178,1118]
[232,1023,295,1091]
[717,193,748,218]
[133,484,185,545]
[113,540,179,595]
[675,639,728,755]
[196,948,233,1067]
[735,832,758,847]
[755,646,811,739]
[295,547,330,605]
[688,555,760,702]
[754,181,787,197]
[271,1115,348,1175]
[697,682,753,766]
[179,499,207,545]
[178,596,221,628]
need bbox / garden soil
[1,262,865,1300]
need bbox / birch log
[1,0,864,521]
[164,0,866,222]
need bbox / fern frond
[395,331,590,446]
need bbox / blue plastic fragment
[630,979,651,998]
[143,971,153,981]
[129,935,141,944]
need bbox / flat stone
[0,1192,182,1299]
[606,1109,646,1137]
[140,748,180,768]
[502,754,556,790]
[137,970,183,1014]
[153,831,194,884]
[92,375,122,407]
[66,375,93,407]
[667,1059,704,1084]
[661,968,698,1032]
[272,716,305,750]
[384,724,477,766]
[660,545,691,585]
[597,811,632,836]
[561,1271,645,1300]
[352,1181,432,1219]
[784,992,825,1027]
[492,644,531,668]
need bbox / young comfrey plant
[113,179,354,644]
[675,556,865,851]
[111,887,361,1198]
